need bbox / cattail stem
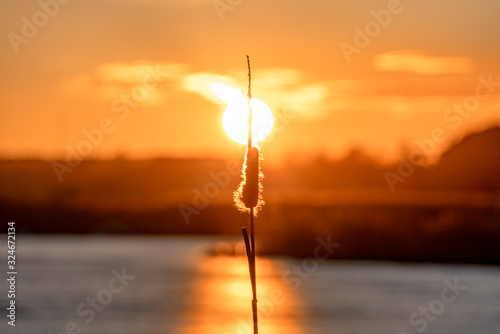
[249,207,258,334]
[241,212,258,334]
[242,55,258,334]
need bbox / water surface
[1,235,499,334]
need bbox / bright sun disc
[222,97,274,145]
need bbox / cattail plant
[233,55,264,334]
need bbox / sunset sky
[1,0,500,164]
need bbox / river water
[0,235,499,334]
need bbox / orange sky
[1,0,500,165]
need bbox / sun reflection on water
[181,254,305,334]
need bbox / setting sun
[222,96,274,145]
[2,1,500,334]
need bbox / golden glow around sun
[222,96,274,145]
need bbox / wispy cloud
[182,73,244,105]
[96,61,187,83]
[183,68,329,120]
[60,60,187,104]
[373,51,474,75]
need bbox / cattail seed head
[243,147,259,208]
[234,146,264,214]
